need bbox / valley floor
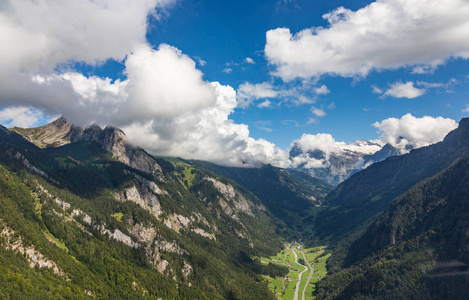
[261,243,330,300]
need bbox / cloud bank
[265,0,469,81]
[373,113,458,152]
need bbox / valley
[261,243,330,300]
[1,117,469,299]
[2,0,469,299]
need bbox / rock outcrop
[204,177,255,216]
[1,221,65,277]
[12,117,164,181]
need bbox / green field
[262,243,331,300]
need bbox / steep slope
[315,118,469,240]
[352,143,401,170]
[191,161,333,239]
[1,122,294,299]
[316,153,469,299]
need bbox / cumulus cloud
[265,0,469,81]
[371,85,383,94]
[314,85,330,95]
[463,105,469,113]
[373,113,457,152]
[0,107,46,128]
[311,107,326,117]
[291,114,456,171]
[294,134,343,157]
[383,81,426,99]
[245,57,255,64]
[0,0,172,74]
[237,82,278,107]
[411,65,437,74]
[123,44,216,120]
[257,100,272,108]
[22,44,216,126]
[194,57,207,66]
[123,83,290,167]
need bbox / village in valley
[261,242,331,300]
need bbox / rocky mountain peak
[11,118,163,180]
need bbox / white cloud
[411,65,437,74]
[289,133,381,169]
[291,114,455,171]
[222,68,232,74]
[257,100,272,108]
[416,81,444,89]
[265,0,469,81]
[462,105,469,113]
[0,0,173,74]
[327,102,336,109]
[294,133,343,157]
[314,85,330,95]
[383,81,426,99]
[294,96,315,105]
[0,106,45,128]
[417,78,458,89]
[307,118,318,125]
[236,80,328,107]
[194,56,206,66]
[373,113,457,152]
[237,82,278,108]
[371,85,383,94]
[123,44,216,120]
[28,44,216,125]
[0,0,177,123]
[123,83,290,168]
[311,107,326,117]
[245,57,255,64]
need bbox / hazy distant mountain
[289,139,386,185]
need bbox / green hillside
[0,122,331,299]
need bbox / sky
[0,0,468,168]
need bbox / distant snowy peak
[341,140,383,155]
[289,139,396,185]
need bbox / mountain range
[289,139,401,185]
[1,117,469,299]
[0,117,331,299]
[315,118,469,299]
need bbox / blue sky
[120,0,468,148]
[147,0,469,148]
[0,0,468,166]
